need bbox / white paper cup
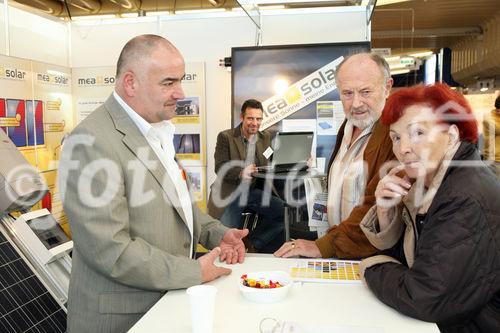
[186,285,217,333]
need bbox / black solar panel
[0,229,66,333]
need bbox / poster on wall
[184,166,207,211]
[316,100,344,136]
[0,55,73,235]
[32,61,73,170]
[174,133,201,156]
[173,62,206,167]
[175,96,200,122]
[0,55,33,150]
[32,61,73,235]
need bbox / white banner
[260,56,344,130]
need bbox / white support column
[3,0,10,56]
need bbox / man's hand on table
[219,228,248,264]
[198,247,232,283]
[274,239,322,258]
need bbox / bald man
[59,35,247,332]
[275,53,396,259]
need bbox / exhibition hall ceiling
[371,0,500,55]
[11,0,366,16]
[8,0,500,55]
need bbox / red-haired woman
[358,83,500,332]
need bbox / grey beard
[349,114,376,129]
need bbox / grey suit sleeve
[194,205,228,249]
[214,131,242,184]
[60,128,203,291]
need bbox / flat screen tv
[231,42,370,167]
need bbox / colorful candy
[240,274,283,289]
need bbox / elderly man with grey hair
[275,53,395,259]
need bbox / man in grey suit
[208,99,284,253]
[58,34,247,333]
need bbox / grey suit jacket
[207,125,272,218]
[59,95,228,333]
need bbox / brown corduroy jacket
[315,119,395,259]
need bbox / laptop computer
[257,131,314,173]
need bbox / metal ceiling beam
[108,0,141,10]
[65,0,101,13]
[237,0,361,5]
[13,0,64,15]
[373,27,483,38]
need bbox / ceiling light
[146,11,170,16]
[245,0,359,4]
[120,13,138,18]
[71,14,116,21]
[375,0,413,6]
[258,5,286,10]
[175,8,226,14]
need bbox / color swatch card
[290,259,361,284]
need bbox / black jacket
[365,142,500,332]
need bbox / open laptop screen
[272,132,314,166]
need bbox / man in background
[275,53,395,259]
[208,99,284,253]
[59,34,247,332]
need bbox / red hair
[381,83,478,143]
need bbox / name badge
[263,147,273,159]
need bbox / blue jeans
[220,188,284,251]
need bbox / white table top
[129,254,439,333]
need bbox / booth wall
[0,4,69,65]
[261,10,368,45]
[0,3,5,55]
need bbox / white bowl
[239,271,292,303]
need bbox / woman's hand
[375,165,411,230]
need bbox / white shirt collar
[113,90,175,140]
[150,121,175,140]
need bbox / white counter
[129,254,439,333]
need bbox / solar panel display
[0,229,66,333]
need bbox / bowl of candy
[239,271,292,303]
